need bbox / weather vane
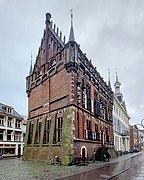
[70,9,74,28]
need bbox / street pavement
[0,152,143,180]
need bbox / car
[133,148,139,153]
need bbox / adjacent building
[24,12,115,165]
[113,74,130,155]
[138,129,144,151]
[0,103,27,157]
[130,126,144,152]
[130,125,139,152]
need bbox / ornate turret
[65,10,78,73]
[114,71,123,102]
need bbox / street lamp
[141,119,144,128]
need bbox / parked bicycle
[50,155,61,165]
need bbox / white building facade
[113,75,130,155]
[0,103,27,157]
[138,130,144,150]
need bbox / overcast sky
[0,0,144,125]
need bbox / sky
[0,0,144,126]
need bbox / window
[105,127,110,143]
[86,119,91,140]
[27,121,34,144]
[82,78,86,108]
[8,108,12,114]
[95,123,99,141]
[34,121,42,144]
[15,119,21,129]
[7,130,12,141]
[94,91,100,117]
[53,117,63,143]
[100,99,107,120]
[57,117,63,142]
[3,107,12,114]
[0,130,3,140]
[0,117,4,126]
[43,119,51,144]
[86,84,91,112]
[7,118,12,127]
[15,132,21,141]
[50,58,56,67]
[23,133,26,142]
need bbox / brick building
[130,126,144,152]
[24,13,114,165]
[130,125,139,152]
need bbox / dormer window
[8,108,12,114]
[3,106,13,114]
[50,58,56,67]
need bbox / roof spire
[108,69,111,89]
[29,52,33,76]
[115,68,118,81]
[71,9,73,28]
[114,69,123,102]
[69,9,75,42]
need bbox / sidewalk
[56,152,143,180]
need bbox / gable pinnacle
[108,69,111,89]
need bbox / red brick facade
[24,13,114,165]
[130,125,139,152]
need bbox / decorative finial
[54,24,56,31]
[31,51,32,63]
[45,13,51,25]
[56,27,59,35]
[60,31,62,40]
[69,9,75,42]
[63,35,66,43]
[29,52,33,75]
[108,68,110,78]
[50,20,53,28]
[115,68,118,81]
[108,69,111,89]
[70,9,74,28]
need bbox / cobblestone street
[0,152,143,180]
[0,157,103,180]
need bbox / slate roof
[0,103,22,118]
